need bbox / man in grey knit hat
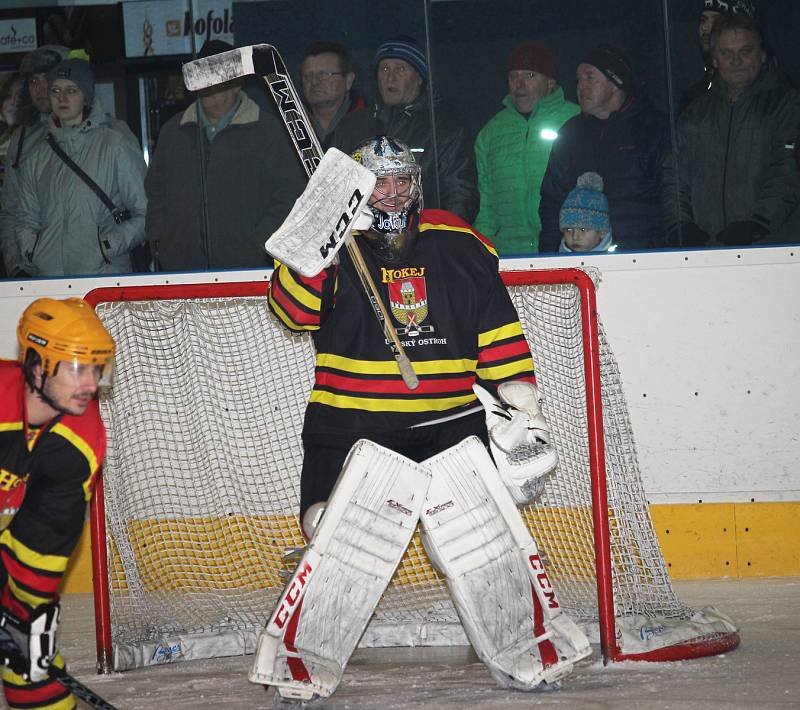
[0,45,69,277]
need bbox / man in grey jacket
[0,45,69,277]
[663,13,800,247]
[14,59,147,276]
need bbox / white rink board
[1,245,798,504]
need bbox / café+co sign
[0,19,37,55]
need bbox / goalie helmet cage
[85,268,739,675]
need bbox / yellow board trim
[61,501,800,595]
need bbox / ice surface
[16,578,799,710]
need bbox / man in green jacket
[474,42,579,256]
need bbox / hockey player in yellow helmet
[17,297,115,417]
[1,297,113,709]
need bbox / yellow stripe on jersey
[0,529,69,574]
[2,655,74,709]
[316,353,477,375]
[0,422,23,432]
[478,321,525,347]
[6,577,51,609]
[477,356,535,382]
[276,264,322,312]
[419,220,498,257]
[51,423,98,497]
[310,390,475,412]
[268,293,315,332]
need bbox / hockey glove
[715,220,769,246]
[0,602,60,682]
[473,382,558,504]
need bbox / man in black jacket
[300,41,377,154]
[539,45,668,252]
[680,0,756,114]
[145,40,305,270]
[663,14,800,247]
[372,36,478,223]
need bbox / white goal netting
[92,269,737,672]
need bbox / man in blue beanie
[372,35,478,223]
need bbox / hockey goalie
[252,136,591,701]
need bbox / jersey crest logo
[0,468,28,532]
[388,276,432,337]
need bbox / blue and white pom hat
[559,172,610,232]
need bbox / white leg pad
[249,439,431,699]
[420,437,591,690]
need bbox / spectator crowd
[0,0,798,278]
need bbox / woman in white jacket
[14,59,146,276]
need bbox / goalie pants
[300,411,489,519]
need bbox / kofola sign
[122,0,233,58]
[0,19,37,55]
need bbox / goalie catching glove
[473,381,558,504]
[0,602,60,682]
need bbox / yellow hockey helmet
[17,297,116,383]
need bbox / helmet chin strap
[29,372,69,417]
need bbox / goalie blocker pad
[265,148,377,277]
[249,439,430,700]
[420,437,591,690]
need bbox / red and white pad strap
[249,439,430,700]
[420,437,591,690]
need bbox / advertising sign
[0,19,37,56]
[123,0,233,58]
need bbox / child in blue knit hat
[558,172,615,253]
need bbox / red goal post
[85,268,739,674]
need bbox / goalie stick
[182,45,419,390]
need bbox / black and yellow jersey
[269,209,535,434]
[0,360,105,623]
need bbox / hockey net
[86,268,738,673]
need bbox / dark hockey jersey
[269,209,535,434]
[0,360,106,622]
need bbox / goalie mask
[351,135,423,262]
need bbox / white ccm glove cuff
[473,382,558,505]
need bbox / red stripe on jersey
[420,209,498,256]
[531,582,559,669]
[282,596,312,683]
[271,279,321,328]
[1,587,29,621]
[3,677,71,706]
[478,338,532,364]
[315,371,475,395]
[293,267,329,292]
[1,547,61,597]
